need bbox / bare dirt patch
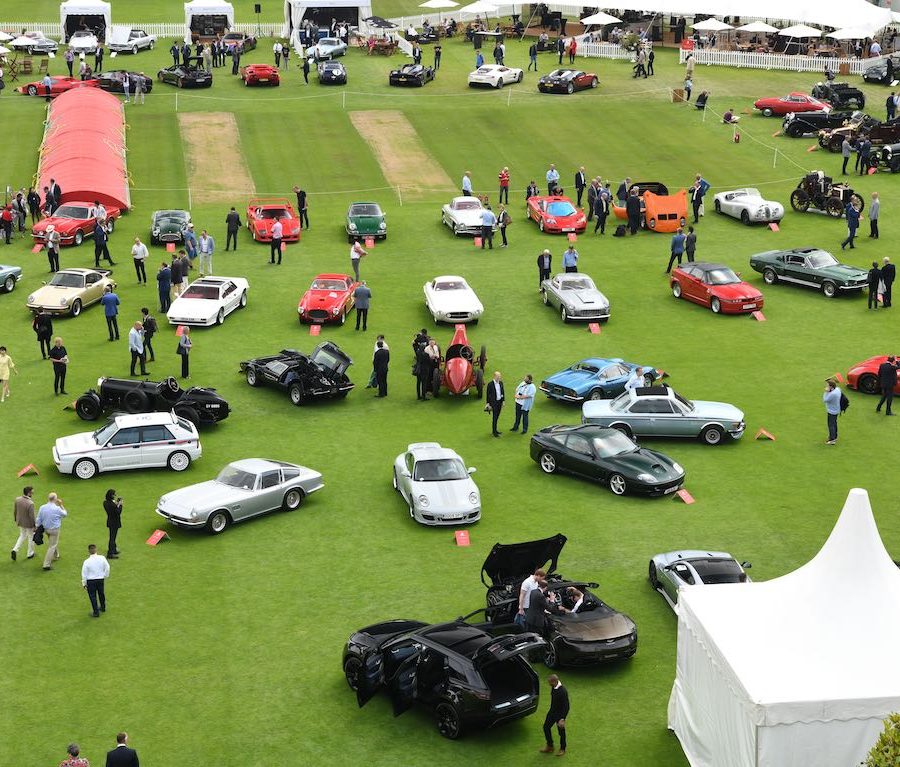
[349,110,453,193]
[177,112,255,203]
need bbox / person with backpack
[823,378,846,445]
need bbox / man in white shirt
[350,240,367,281]
[270,218,283,265]
[89,200,107,223]
[566,586,584,614]
[518,567,547,621]
[81,544,110,617]
[128,321,147,376]
[510,374,537,433]
[871,40,882,57]
[273,40,282,67]
[131,237,149,285]
[624,366,645,391]
[198,230,215,275]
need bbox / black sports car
[529,424,685,496]
[74,376,229,427]
[863,54,900,85]
[537,68,598,94]
[91,70,154,94]
[389,63,434,87]
[782,109,856,137]
[318,60,347,85]
[810,82,865,111]
[157,59,212,88]
[239,343,354,405]
[343,618,544,739]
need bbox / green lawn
[1,40,899,767]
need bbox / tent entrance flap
[190,14,229,39]
[64,14,106,41]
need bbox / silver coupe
[649,550,752,612]
[541,272,610,323]
[441,196,496,236]
[0,264,23,294]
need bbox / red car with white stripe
[297,273,360,325]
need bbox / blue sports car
[540,358,662,403]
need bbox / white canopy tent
[59,0,111,42]
[668,488,900,767]
[184,0,235,43]
[692,18,733,31]
[282,0,373,40]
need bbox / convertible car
[74,375,229,426]
[10,32,59,54]
[222,31,257,52]
[441,196,495,236]
[649,550,752,612]
[67,30,98,53]
[810,82,865,111]
[157,61,212,88]
[318,60,347,85]
[526,195,586,234]
[431,324,486,398]
[240,343,354,405]
[26,268,116,317]
[862,54,900,85]
[389,63,435,87]
[306,37,347,59]
[92,70,154,94]
[847,356,900,395]
[670,262,764,314]
[297,273,359,325]
[156,458,323,534]
[166,276,249,326]
[32,202,120,247]
[582,384,745,445]
[754,92,830,117]
[782,109,856,137]
[0,264,23,294]
[424,275,484,324]
[538,68,598,94]
[17,76,98,97]
[150,209,191,244]
[713,188,783,225]
[247,197,301,242]
[540,358,661,403]
[241,63,280,86]
[749,247,868,297]
[346,202,386,241]
[392,442,481,526]
[540,272,609,322]
[468,64,523,88]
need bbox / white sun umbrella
[691,18,733,32]
[0,31,13,42]
[419,0,458,7]
[736,21,779,34]
[580,11,621,26]
[827,26,875,40]
[458,1,498,16]
[0,45,10,55]
[778,24,822,38]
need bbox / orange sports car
[613,183,688,233]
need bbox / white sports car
[441,196,496,236]
[468,64,524,88]
[712,188,784,225]
[68,30,99,53]
[167,276,249,326]
[424,275,484,323]
[392,442,481,526]
[305,37,347,59]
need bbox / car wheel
[70,299,82,317]
[700,425,726,445]
[763,268,778,285]
[560,305,568,323]
[858,373,879,395]
[289,383,305,406]
[123,389,149,413]
[672,282,682,299]
[27,84,38,96]
[74,231,84,246]
[790,189,810,212]
[541,289,550,305]
[174,405,199,427]
[246,367,262,387]
[282,488,304,511]
[216,308,225,325]
[392,468,399,491]
[149,39,155,50]
[495,77,503,89]
[452,222,460,236]
[239,291,248,308]
[132,45,138,54]
[206,510,230,535]
[587,388,604,401]
[0,274,13,294]
[611,423,633,438]
[825,198,843,218]
[538,452,557,474]
[167,451,191,471]
[474,367,484,399]
[649,560,660,588]
[566,83,574,94]
[710,297,722,314]
[339,309,346,326]
[543,640,559,669]
[435,702,462,740]
[517,71,523,83]
[343,656,362,691]
[73,458,98,480]
[740,210,751,226]
[590,77,598,88]
[822,281,837,298]
[762,107,773,117]
[408,497,416,519]
[608,473,627,496]
[75,394,102,420]
[26,47,34,55]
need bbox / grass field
[1,32,900,767]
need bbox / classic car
[582,384,746,445]
[166,277,248,326]
[526,195,586,234]
[26,268,116,317]
[530,424,685,496]
[862,54,900,85]
[782,109,856,137]
[670,262,764,315]
[612,186,688,233]
[468,64,524,88]
[247,197,301,242]
[389,63,435,87]
[107,27,156,53]
[156,458,323,534]
[431,324,486,398]
[343,619,544,739]
[240,343,354,405]
[67,30,98,53]
[540,358,661,403]
[789,171,864,217]
[712,188,783,225]
[33,202,120,247]
[157,61,212,88]
[241,63,280,86]
[346,202,386,241]
[749,247,868,297]
[878,142,900,173]
[538,68,598,94]
[424,275,484,324]
[441,196,497,236]
[540,272,609,322]
[54,411,201,480]
[74,375,229,427]
[306,37,348,59]
[0,264,23,294]
[649,550,752,612]
[222,31,257,52]
[810,82,865,111]
[150,209,191,244]
[9,32,59,54]
[754,92,830,117]
[847,356,900,395]
[17,76,99,97]
[91,70,154,94]
[317,60,347,84]
[392,442,481,526]
[819,116,900,152]
[297,273,359,325]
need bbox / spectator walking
[197,230,215,276]
[81,544,109,617]
[528,41,538,71]
[27,187,41,225]
[556,36,565,65]
[140,307,156,362]
[131,237,148,284]
[105,733,139,766]
[537,249,552,288]
[350,240,367,281]
[841,203,860,250]
[302,56,310,84]
[480,205,497,249]
[121,71,130,103]
[690,181,703,223]
[568,37,576,64]
[462,171,473,196]
[373,340,389,397]
[282,42,290,68]
[876,356,898,415]
[685,225,697,262]
[841,137,852,175]
[354,281,371,330]
[64,48,75,77]
[667,227,686,273]
[59,742,89,767]
[231,47,241,75]
[647,47,655,75]
[498,167,510,204]
[100,286,120,341]
[133,73,145,104]
[486,371,505,436]
[293,186,309,228]
[93,222,114,267]
[823,378,843,445]
[683,76,693,101]
[274,40,282,67]
[0,345,18,402]
[10,486,36,562]
[869,192,880,239]
[157,262,172,312]
[36,492,67,571]
[183,223,198,263]
[49,337,68,394]
[539,675,570,756]
[128,322,147,376]
[33,310,53,359]
[881,256,895,307]
[94,43,103,72]
[177,327,192,379]
[510,374,536,433]
[225,206,241,251]
[498,204,511,247]
[868,261,882,309]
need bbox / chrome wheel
[609,473,627,495]
[283,489,303,510]
[539,452,557,473]
[73,459,97,480]
[167,451,190,471]
[207,511,230,534]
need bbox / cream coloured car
[26,268,116,317]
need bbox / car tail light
[472,690,491,701]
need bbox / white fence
[0,21,285,40]
[578,41,634,61]
[678,47,870,75]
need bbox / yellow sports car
[26,268,116,317]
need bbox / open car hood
[481,533,567,587]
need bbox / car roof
[417,622,492,657]
[227,458,300,473]
[432,275,467,282]
[409,446,460,461]
[544,424,622,438]
[311,273,352,281]
[192,277,232,285]
[659,549,734,562]
[112,411,178,428]
[576,357,622,367]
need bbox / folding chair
[38,59,48,74]
[20,57,33,75]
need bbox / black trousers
[480,226,493,249]
[53,365,66,393]
[511,403,530,432]
[883,282,893,307]
[355,308,368,330]
[544,713,567,750]
[1,221,11,243]
[130,349,147,375]
[134,259,146,283]
[499,226,508,246]
[232,59,239,74]
[692,202,702,223]
[300,210,309,228]
[877,389,894,414]
[38,335,52,358]
[95,243,112,266]
[647,61,654,75]
[181,352,190,378]
[666,253,683,273]
[86,578,106,615]
[870,219,879,238]
[628,215,640,235]
[66,61,73,76]
[565,265,577,273]
[686,250,695,263]
[842,156,850,174]
[159,291,170,312]
[106,315,119,340]
[108,527,119,556]
[827,413,838,442]
[576,187,585,207]
[271,238,282,263]
[869,287,880,309]
[145,336,155,361]
[226,230,238,250]
[376,370,387,396]
[594,213,607,233]
[47,249,60,272]
[416,373,429,399]
[539,267,551,287]
[499,186,508,204]
[491,402,503,435]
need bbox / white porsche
[712,188,784,225]
[441,196,496,236]
[468,64,524,89]
[166,276,249,326]
[424,275,484,324]
[68,30,99,53]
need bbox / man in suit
[105,732,139,766]
[293,186,309,228]
[353,281,371,331]
[525,580,549,635]
[539,674,570,756]
[585,178,599,221]
[182,42,192,66]
[486,371,505,436]
[373,340,389,397]
[882,257,895,307]
[225,207,241,251]
[877,356,898,415]
[556,36,565,65]
[170,41,180,66]
[94,222,114,267]
[593,187,610,234]
[867,261,881,309]
[94,43,104,73]
[690,181,703,224]
[157,262,172,312]
[536,249,552,289]
[49,179,62,211]
[574,166,587,208]
[625,187,642,235]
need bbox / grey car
[541,272,610,323]
[581,385,745,445]
[649,550,752,612]
[156,458,324,534]
[0,264,23,294]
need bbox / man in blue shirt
[480,207,497,250]
[36,492,67,571]
[823,378,843,445]
[546,164,560,195]
[510,374,536,434]
[462,171,473,197]
[562,245,578,272]
[666,227,686,274]
[100,285,120,341]
[183,224,198,263]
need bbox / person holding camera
[104,490,122,559]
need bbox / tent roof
[60,0,111,12]
[184,0,235,14]
[680,489,900,725]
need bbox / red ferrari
[241,64,280,87]
[670,262,764,315]
[32,201,121,247]
[433,324,486,398]
[17,76,99,97]
[526,195,586,234]
[247,197,301,242]
[297,273,359,325]
[754,92,830,117]
[847,356,900,395]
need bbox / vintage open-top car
[423,275,484,324]
[749,247,868,297]
[540,272,610,323]
[26,268,116,317]
[297,273,359,325]
[712,188,784,225]
[810,82,865,111]
[0,264,23,294]
[862,54,900,85]
[541,358,661,403]
[67,30,99,53]
[789,171,863,217]
[431,324,486,398]
[754,91,830,117]
[346,202,386,241]
[441,196,496,236]
[32,202,120,247]
[649,550,752,612]
[847,356,900,395]
[819,115,900,152]
[389,63,435,86]
[670,262,764,315]
[240,63,280,86]
[526,195,586,234]
[782,109,856,137]
[166,277,249,326]
[17,76,98,97]
[246,197,301,242]
[222,31,257,52]
[318,60,347,84]
[157,59,212,88]
[150,209,191,244]
[468,64,524,88]
[240,343,354,405]
[538,68,598,94]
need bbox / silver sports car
[649,550,752,612]
[441,196,496,236]
[0,264,23,294]
[156,458,324,534]
[541,272,610,323]
[712,188,784,225]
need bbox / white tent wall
[59,0,111,42]
[184,0,236,42]
[282,0,373,42]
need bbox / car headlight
[547,218,556,225]
[348,222,357,231]
[189,510,198,520]
[732,421,743,429]
[27,294,35,303]
[672,462,684,473]
[60,298,68,306]
[417,495,429,507]
[637,473,654,483]
[468,492,479,504]
[332,307,340,315]
[152,227,160,236]
[378,222,386,230]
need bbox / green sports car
[346,202,386,242]
[749,247,868,298]
[151,209,192,245]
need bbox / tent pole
[519,5,540,42]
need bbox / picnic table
[368,38,398,55]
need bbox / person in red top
[498,167,510,205]
[1,204,13,244]
[568,37,577,64]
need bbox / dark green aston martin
[346,202,386,242]
[150,209,191,245]
[749,247,868,298]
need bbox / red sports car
[754,92,830,117]
[246,197,301,243]
[526,195,586,234]
[241,64,280,87]
[17,76,99,97]
[32,201,121,247]
[432,324,486,398]
[670,261,764,315]
[297,273,360,325]
[847,356,900,395]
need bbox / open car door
[355,652,386,708]
[388,648,449,717]
[473,633,546,666]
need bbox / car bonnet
[481,533,567,586]
[552,610,635,641]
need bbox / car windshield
[704,268,741,285]
[93,421,117,444]
[673,391,694,411]
[49,272,85,288]
[72,31,93,38]
[320,38,339,46]
[475,67,493,74]
[571,362,600,373]
[215,465,258,489]
[181,285,220,300]
[591,432,637,458]
[257,209,291,220]
[807,251,839,268]
[453,200,482,210]
[350,205,380,215]
[547,202,576,216]
[690,558,744,584]
[310,279,347,291]
[560,278,593,290]
[610,392,630,412]
[54,206,89,219]
[413,458,468,481]
[434,281,465,291]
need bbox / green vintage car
[749,247,868,298]
[346,202,386,242]
[150,209,192,245]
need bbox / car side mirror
[735,271,741,278]
[467,467,476,474]
[741,561,752,569]
[401,469,411,478]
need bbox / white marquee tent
[282,0,373,41]
[668,488,900,767]
[59,0,111,42]
[184,0,235,42]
